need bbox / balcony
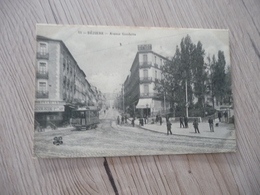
[36,52,49,59]
[36,91,49,98]
[36,71,49,79]
[140,77,153,83]
[139,61,152,69]
[140,93,159,98]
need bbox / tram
[71,106,100,130]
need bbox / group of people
[155,115,163,125]
[218,111,229,123]
[117,113,219,135]
[167,118,201,135]
[179,116,189,128]
[117,115,128,125]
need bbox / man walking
[131,118,135,127]
[224,111,228,123]
[184,116,188,128]
[166,120,172,135]
[218,111,222,122]
[180,116,185,128]
[117,116,120,125]
[208,117,214,132]
[121,115,124,124]
[193,119,200,134]
[159,116,162,125]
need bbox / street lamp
[183,71,189,118]
[163,91,166,115]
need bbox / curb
[138,125,235,140]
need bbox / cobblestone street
[34,108,236,158]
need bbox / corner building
[35,36,95,127]
[124,44,170,117]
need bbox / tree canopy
[155,35,231,117]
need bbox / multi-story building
[35,36,100,128]
[124,44,170,117]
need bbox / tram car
[71,106,100,130]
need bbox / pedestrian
[208,117,214,132]
[131,118,135,127]
[121,115,124,124]
[159,116,162,125]
[139,118,144,126]
[184,116,188,128]
[156,115,159,123]
[193,119,200,133]
[166,120,172,135]
[117,116,120,125]
[125,115,127,123]
[218,111,222,122]
[224,111,228,123]
[144,115,147,124]
[180,116,184,128]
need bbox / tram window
[72,111,85,118]
[80,112,85,118]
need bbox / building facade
[124,44,170,117]
[35,36,100,128]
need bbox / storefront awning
[136,98,152,109]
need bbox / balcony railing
[36,52,49,59]
[36,91,49,98]
[139,61,152,69]
[36,71,49,79]
[140,77,153,83]
[140,93,160,98]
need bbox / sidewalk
[138,120,235,140]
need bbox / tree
[212,51,226,105]
[192,41,207,108]
[154,46,182,115]
[180,35,196,105]
[224,66,232,104]
[205,54,217,108]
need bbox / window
[39,43,48,55]
[155,70,157,79]
[160,58,162,65]
[154,56,157,63]
[38,62,47,73]
[144,85,149,94]
[143,69,148,78]
[143,54,147,62]
[39,82,47,92]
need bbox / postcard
[34,24,235,158]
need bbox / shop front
[35,100,65,128]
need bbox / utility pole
[122,84,125,113]
[185,78,189,118]
[164,91,166,115]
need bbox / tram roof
[74,106,99,111]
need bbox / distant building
[35,36,100,128]
[123,44,170,117]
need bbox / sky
[37,24,230,94]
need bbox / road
[34,108,236,158]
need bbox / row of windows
[142,69,161,79]
[142,54,163,66]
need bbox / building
[123,44,170,117]
[35,36,100,128]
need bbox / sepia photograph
[34,24,235,158]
